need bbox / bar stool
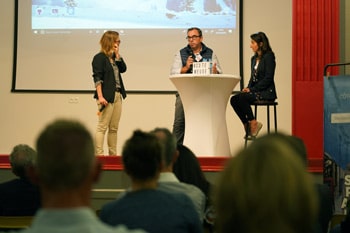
[244,100,278,148]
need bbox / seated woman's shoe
[250,121,263,137]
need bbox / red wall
[292,0,339,172]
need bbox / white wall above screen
[13,0,240,92]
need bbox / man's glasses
[186,35,201,40]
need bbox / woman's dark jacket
[92,52,127,102]
[248,51,277,100]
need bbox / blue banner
[324,75,350,170]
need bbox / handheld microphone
[97,104,107,116]
[189,51,195,73]
[191,51,195,60]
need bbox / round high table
[170,74,240,156]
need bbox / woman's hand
[212,63,218,74]
[98,96,108,106]
[113,42,120,60]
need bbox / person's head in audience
[280,134,308,164]
[174,144,214,230]
[0,144,41,216]
[150,128,207,224]
[122,129,162,189]
[150,127,178,172]
[99,129,202,233]
[10,144,36,179]
[17,119,145,233]
[32,119,101,207]
[277,133,334,233]
[173,144,210,197]
[214,133,318,233]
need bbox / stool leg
[274,105,277,133]
[267,105,270,133]
[244,123,251,148]
[254,104,258,119]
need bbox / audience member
[99,130,203,233]
[173,144,210,197]
[151,128,206,221]
[19,119,144,233]
[173,144,214,231]
[214,133,318,233]
[281,134,334,233]
[0,144,41,216]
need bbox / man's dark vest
[179,43,214,73]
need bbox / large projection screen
[13,0,240,92]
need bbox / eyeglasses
[186,35,201,40]
[115,40,121,43]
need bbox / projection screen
[13,0,240,93]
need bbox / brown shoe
[250,121,263,137]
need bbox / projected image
[15,0,240,92]
[32,0,236,30]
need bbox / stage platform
[0,154,322,211]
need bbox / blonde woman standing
[92,31,127,156]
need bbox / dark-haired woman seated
[230,31,277,137]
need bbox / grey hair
[9,144,36,178]
[150,128,177,166]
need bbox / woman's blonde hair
[214,133,318,233]
[99,30,119,57]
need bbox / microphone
[189,51,195,73]
[97,104,107,116]
[191,51,195,60]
